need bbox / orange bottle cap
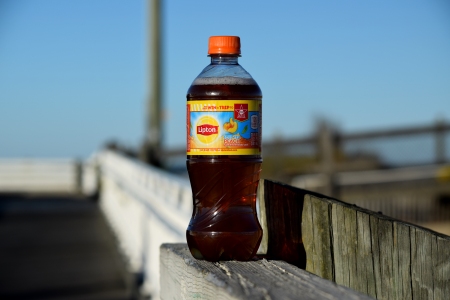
[208,36,241,55]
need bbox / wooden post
[317,121,338,198]
[75,159,83,194]
[141,0,163,166]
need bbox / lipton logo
[197,124,218,136]
[234,104,248,121]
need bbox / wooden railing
[302,193,449,299]
[257,180,450,300]
[95,151,449,299]
[2,151,448,299]
[159,179,450,299]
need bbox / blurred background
[0,0,450,298]
[1,0,449,158]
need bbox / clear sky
[1,0,449,158]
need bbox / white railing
[0,152,192,299]
[95,150,192,299]
[0,158,82,193]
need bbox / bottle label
[187,100,262,155]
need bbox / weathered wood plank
[368,215,382,299]
[331,203,360,290]
[160,243,374,300]
[433,236,450,299]
[332,203,348,287]
[260,179,347,268]
[302,193,316,272]
[356,211,376,298]
[392,221,399,299]
[393,222,412,299]
[303,194,334,280]
[259,180,450,299]
[378,217,394,299]
[261,179,307,268]
[298,186,450,300]
[411,227,434,299]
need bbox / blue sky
[1,0,449,158]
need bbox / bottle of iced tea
[186,36,263,261]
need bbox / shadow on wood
[259,179,341,269]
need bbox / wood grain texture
[356,211,376,298]
[302,192,450,300]
[433,236,450,299]
[303,194,334,280]
[394,222,412,299]
[262,179,306,267]
[261,179,344,268]
[160,243,374,300]
[411,227,434,299]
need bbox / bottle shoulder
[187,83,262,100]
[187,63,262,100]
[196,63,253,79]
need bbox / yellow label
[187,100,262,155]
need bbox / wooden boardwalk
[0,193,135,300]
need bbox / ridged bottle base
[186,230,262,261]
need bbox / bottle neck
[210,55,239,65]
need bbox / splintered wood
[302,194,450,300]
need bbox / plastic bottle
[186,36,263,261]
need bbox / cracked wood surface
[160,243,373,300]
[302,193,450,300]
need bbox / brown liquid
[186,82,263,261]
